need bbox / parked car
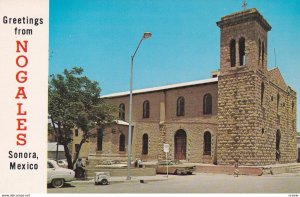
[156,160,196,175]
[57,159,68,168]
[47,159,75,188]
[96,160,127,168]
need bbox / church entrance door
[174,130,186,160]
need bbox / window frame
[239,37,246,66]
[97,128,103,151]
[176,96,185,116]
[143,100,150,119]
[119,133,125,152]
[203,131,212,155]
[230,39,236,67]
[203,93,212,115]
[119,103,125,120]
[142,133,149,155]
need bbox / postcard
[0,0,299,196]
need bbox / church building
[77,8,297,166]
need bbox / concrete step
[194,163,300,176]
[195,165,263,176]
[268,163,300,175]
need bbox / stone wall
[162,122,217,163]
[217,71,257,165]
[72,128,91,159]
[133,122,161,161]
[88,124,130,163]
[217,9,297,165]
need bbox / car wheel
[101,179,109,185]
[51,178,64,188]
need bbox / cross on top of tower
[242,0,247,10]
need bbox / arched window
[258,39,261,64]
[203,94,212,115]
[239,37,246,66]
[261,82,265,106]
[97,128,103,151]
[177,96,185,116]
[143,100,150,118]
[230,39,236,67]
[119,134,125,151]
[119,103,125,120]
[203,131,211,155]
[262,41,265,66]
[142,134,148,155]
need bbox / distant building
[48,142,65,160]
[74,8,297,166]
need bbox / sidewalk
[72,175,169,185]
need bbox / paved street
[48,173,300,193]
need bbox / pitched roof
[101,77,218,98]
[268,67,287,89]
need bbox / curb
[72,177,167,185]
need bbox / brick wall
[104,82,218,163]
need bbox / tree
[48,67,117,169]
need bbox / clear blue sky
[50,0,300,130]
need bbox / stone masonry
[217,9,297,165]
[72,8,297,166]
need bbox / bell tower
[217,8,271,74]
[216,9,272,165]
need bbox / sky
[50,0,300,130]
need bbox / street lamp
[127,32,152,180]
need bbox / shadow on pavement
[47,183,76,189]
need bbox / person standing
[233,160,239,177]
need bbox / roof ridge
[101,77,218,98]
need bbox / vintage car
[95,160,127,168]
[47,159,75,188]
[57,159,68,168]
[156,160,196,175]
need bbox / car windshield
[159,160,176,165]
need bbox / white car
[47,159,75,188]
[57,159,68,168]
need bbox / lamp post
[127,32,152,180]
